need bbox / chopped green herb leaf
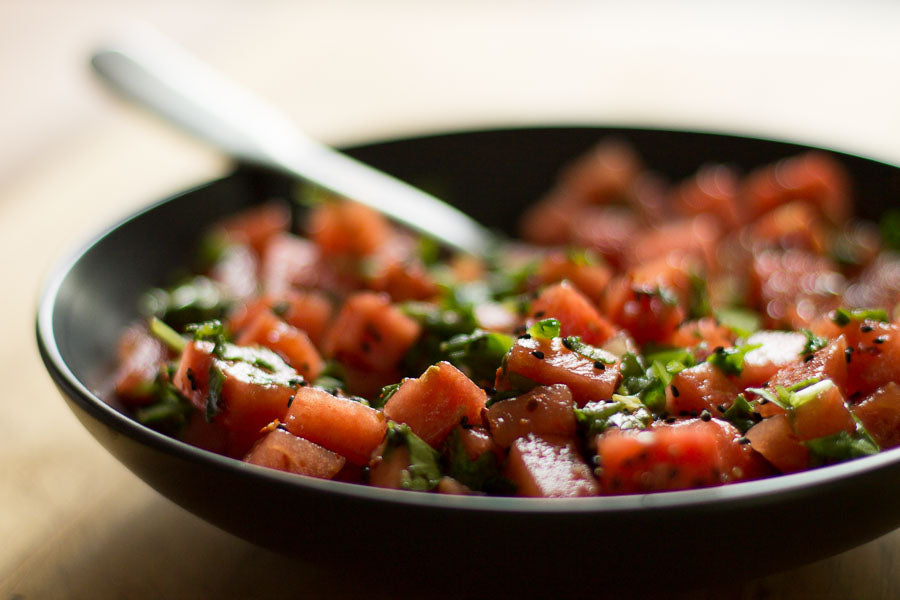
[441,330,513,384]
[528,318,561,340]
[141,275,231,331]
[148,316,187,353]
[372,381,403,409]
[575,397,652,437]
[706,343,760,376]
[722,394,756,433]
[805,417,880,465]
[616,352,667,413]
[799,329,828,356]
[831,307,889,326]
[687,271,712,319]
[714,307,761,338]
[561,336,617,365]
[135,380,192,432]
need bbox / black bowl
[37,126,900,595]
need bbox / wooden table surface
[2,1,899,598]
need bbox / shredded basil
[722,394,757,433]
[441,330,514,384]
[384,422,442,491]
[205,365,226,423]
[575,397,652,437]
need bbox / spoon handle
[90,28,495,255]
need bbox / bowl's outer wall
[41,127,900,592]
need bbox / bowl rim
[35,123,900,516]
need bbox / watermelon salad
[112,139,900,497]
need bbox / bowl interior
[37,126,900,591]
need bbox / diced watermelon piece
[602,274,687,345]
[671,163,742,230]
[595,418,761,493]
[368,444,410,489]
[505,433,599,498]
[486,384,576,447]
[747,249,843,330]
[367,258,438,302]
[627,216,720,272]
[535,250,612,306]
[308,200,391,256]
[259,233,320,294]
[229,290,334,347]
[173,341,300,456]
[323,292,421,373]
[745,413,810,473]
[742,151,850,224]
[234,309,324,382]
[841,320,900,397]
[496,336,621,407]
[453,425,503,462]
[436,476,473,495]
[666,362,740,418]
[768,335,849,394]
[529,281,616,346]
[384,361,488,448]
[852,382,900,449]
[666,318,735,353]
[282,386,388,465]
[114,324,167,404]
[749,201,828,254]
[217,201,291,256]
[790,382,856,442]
[739,330,809,388]
[244,427,346,479]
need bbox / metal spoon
[90,28,496,256]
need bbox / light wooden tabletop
[3,1,899,598]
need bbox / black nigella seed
[670,385,680,397]
[737,437,751,445]
[803,354,814,363]
[861,324,873,333]
[716,404,726,413]
[534,310,546,318]
[287,395,295,408]
[845,348,853,363]
[873,336,886,344]
[690,409,698,417]
[518,333,532,340]
[593,361,606,371]
[700,410,711,422]
[531,350,545,360]
[665,416,677,424]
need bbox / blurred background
[3,1,899,598]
